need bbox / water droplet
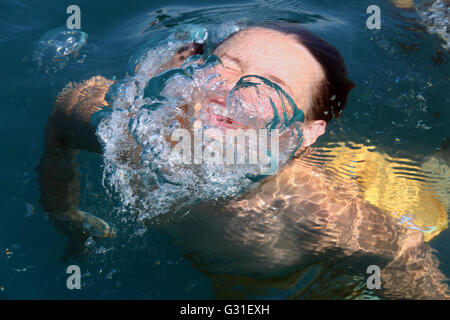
[32,27,87,72]
[25,203,35,217]
[84,237,95,247]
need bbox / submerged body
[160,153,448,299]
[37,24,450,299]
[37,75,449,299]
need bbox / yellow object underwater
[316,142,449,241]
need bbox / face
[212,27,327,147]
[100,27,330,217]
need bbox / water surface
[0,0,449,299]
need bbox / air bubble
[84,237,95,247]
[97,51,304,224]
[32,27,87,72]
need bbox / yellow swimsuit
[317,142,449,241]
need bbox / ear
[301,120,326,147]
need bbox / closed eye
[225,66,240,73]
[219,53,292,95]
[224,62,241,73]
[264,74,293,97]
[220,54,242,73]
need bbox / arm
[381,229,449,299]
[292,148,450,299]
[37,76,115,240]
[340,199,449,299]
[258,161,449,299]
[37,43,205,241]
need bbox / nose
[202,68,236,101]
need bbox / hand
[50,209,114,239]
[49,209,114,262]
[77,210,115,238]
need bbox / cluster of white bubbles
[95,25,305,229]
[416,0,449,49]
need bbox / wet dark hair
[217,22,355,123]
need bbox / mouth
[203,98,246,129]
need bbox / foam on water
[96,26,305,227]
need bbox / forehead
[213,27,324,111]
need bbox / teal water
[0,0,449,299]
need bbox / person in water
[37,22,449,299]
